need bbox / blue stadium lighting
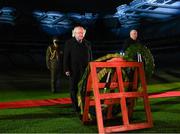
[1,0,180,37]
[33,10,73,35]
[67,13,98,26]
[33,10,99,35]
[0,7,17,25]
[115,0,180,27]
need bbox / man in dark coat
[122,29,143,91]
[63,26,92,112]
[122,29,140,52]
[122,29,144,61]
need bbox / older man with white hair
[63,26,92,113]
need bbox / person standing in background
[46,38,61,93]
[122,29,140,52]
[63,26,92,113]
[122,29,144,90]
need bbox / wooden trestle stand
[82,59,153,133]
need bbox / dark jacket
[122,38,141,52]
[63,38,92,74]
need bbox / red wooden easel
[82,59,153,133]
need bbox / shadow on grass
[131,120,180,133]
[0,111,77,120]
[148,87,180,95]
[0,103,80,120]
[149,97,180,114]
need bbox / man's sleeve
[86,41,93,61]
[63,41,70,73]
[46,46,50,69]
[89,44,93,61]
[122,40,129,52]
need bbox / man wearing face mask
[63,26,92,113]
[46,38,61,93]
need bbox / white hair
[72,26,86,37]
[130,29,137,35]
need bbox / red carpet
[0,91,180,109]
[148,91,180,99]
[0,98,71,109]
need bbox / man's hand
[65,71,70,76]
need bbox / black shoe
[75,111,82,120]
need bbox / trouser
[69,65,86,112]
[69,76,80,112]
[50,60,60,93]
[125,68,135,91]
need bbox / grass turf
[0,67,180,133]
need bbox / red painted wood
[82,59,153,133]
